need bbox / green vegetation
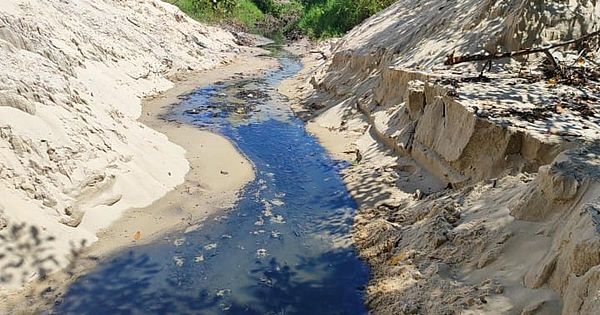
[298,0,395,38]
[167,0,395,39]
[168,0,265,27]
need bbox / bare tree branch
[445,29,600,66]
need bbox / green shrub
[252,0,279,15]
[166,0,395,39]
[298,0,395,38]
[167,0,264,28]
[232,0,265,26]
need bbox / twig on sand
[309,50,328,60]
[126,16,140,28]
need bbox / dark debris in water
[234,89,271,101]
[52,53,369,315]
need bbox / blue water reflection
[52,53,368,315]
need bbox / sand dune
[0,0,242,291]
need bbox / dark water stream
[51,50,369,314]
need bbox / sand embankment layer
[0,0,254,291]
[283,1,600,313]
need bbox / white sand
[2,48,279,313]
[0,0,244,292]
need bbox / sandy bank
[3,51,280,313]
[282,1,600,312]
[0,0,247,294]
[95,52,279,255]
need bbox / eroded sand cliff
[284,0,600,313]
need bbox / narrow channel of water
[51,51,369,314]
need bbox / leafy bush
[231,0,265,26]
[298,0,396,38]
[167,0,395,39]
[167,0,264,27]
[252,0,279,15]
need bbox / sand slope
[0,0,242,290]
[283,1,600,313]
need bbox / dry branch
[445,29,600,66]
[309,50,328,60]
